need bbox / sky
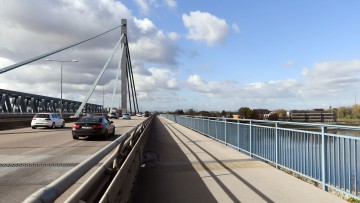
[1,0,360,112]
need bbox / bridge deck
[134,116,346,203]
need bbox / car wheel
[111,129,115,136]
[61,121,65,128]
[31,126,36,129]
[51,122,55,129]
[103,130,109,140]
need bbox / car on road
[122,113,131,119]
[72,116,115,140]
[31,113,65,129]
[144,111,150,117]
[136,113,142,117]
[107,112,119,119]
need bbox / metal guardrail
[161,114,360,201]
[23,116,153,203]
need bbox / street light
[45,59,78,117]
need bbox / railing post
[321,126,328,191]
[237,119,240,151]
[215,118,218,141]
[249,120,252,157]
[208,118,210,136]
[224,118,227,146]
[275,122,279,169]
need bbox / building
[288,109,336,123]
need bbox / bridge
[0,19,359,202]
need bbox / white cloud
[299,60,360,97]
[165,0,177,8]
[134,18,156,33]
[182,60,360,110]
[231,23,240,33]
[182,11,229,46]
[134,0,150,15]
[168,32,180,41]
[130,18,180,65]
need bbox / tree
[221,110,226,117]
[268,113,279,121]
[199,111,210,117]
[337,106,351,119]
[238,107,252,119]
[274,109,287,119]
[186,108,196,116]
[175,109,184,115]
[352,105,360,119]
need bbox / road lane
[0,116,146,203]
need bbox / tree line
[168,108,288,121]
[336,105,360,119]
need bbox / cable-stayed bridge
[0,19,358,203]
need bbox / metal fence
[161,114,360,200]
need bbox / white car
[31,113,65,129]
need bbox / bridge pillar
[121,19,127,114]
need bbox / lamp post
[45,59,77,117]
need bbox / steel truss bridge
[0,88,102,115]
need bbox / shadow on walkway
[134,116,218,203]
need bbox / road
[0,116,146,203]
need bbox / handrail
[23,117,151,203]
[161,114,360,201]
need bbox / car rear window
[78,117,101,123]
[35,114,50,118]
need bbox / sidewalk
[134,116,346,203]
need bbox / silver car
[31,113,65,129]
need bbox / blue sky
[0,0,360,112]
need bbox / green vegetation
[168,107,286,121]
[336,105,360,119]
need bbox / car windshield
[35,114,50,118]
[78,117,101,123]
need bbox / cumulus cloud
[133,0,177,15]
[182,11,229,46]
[184,60,360,110]
[300,60,360,96]
[0,0,180,109]
[129,20,180,65]
[134,0,150,15]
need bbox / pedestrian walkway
[134,116,346,203]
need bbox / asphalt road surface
[0,116,146,203]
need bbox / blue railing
[161,114,360,200]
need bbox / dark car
[72,116,115,140]
[144,111,150,117]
